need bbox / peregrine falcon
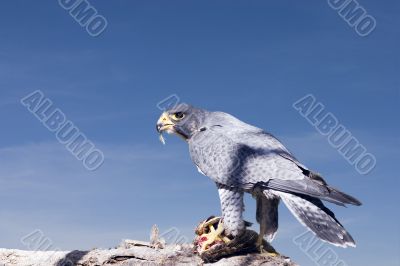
[156,104,361,250]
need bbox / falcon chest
[188,127,241,186]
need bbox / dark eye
[172,112,185,120]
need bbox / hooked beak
[156,112,175,133]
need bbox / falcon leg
[217,184,245,237]
[256,218,278,256]
[255,193,280,256]
[257,221,267,252]
[195,180,246,254]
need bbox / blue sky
[0,1,399,265]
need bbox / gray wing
[189,124,306,188]
[189,114,361,206]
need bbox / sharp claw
[196,217,232,252]
[215,220,225,236]
[209,225,215,232]
[222,236,231,243]
[202,217,221,228]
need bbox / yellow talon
[257,235,279,256]
[196,216,279,258]
[222,236,231,243]
[197,218,231,252]
[259,245,280,256]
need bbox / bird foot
[194,216,277,263]
[194,216,232,253]
[259,246,279,256]
[256,236,279,256]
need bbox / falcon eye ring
[171,112,185,120]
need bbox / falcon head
[156,103,206,141]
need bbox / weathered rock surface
[0,239,297,266]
